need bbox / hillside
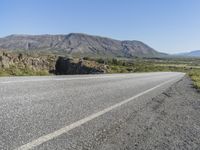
[0,33,166,58]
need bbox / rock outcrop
[0,51,56,72]
[55,57,108,74]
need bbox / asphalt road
[0,72,185,150]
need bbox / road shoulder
[97,76,200,150]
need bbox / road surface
[0,72,185,150]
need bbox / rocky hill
[0,33,166,58]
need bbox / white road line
[0,75,128,84]
[0,74,155,84]
[15,74,183,150]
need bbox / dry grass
[188,71,200,89]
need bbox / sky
[0,0,200,53]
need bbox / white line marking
[0,76,119,84]
[16,75,183,150]
[0,74,152,84]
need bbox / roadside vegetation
[0,65,49,76]
[83,57,200,89]
[83,57,198,73]
[188,71,200,89]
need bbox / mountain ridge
[175,50,200,57]
[0,33,167,58]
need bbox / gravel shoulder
[96,76,200,150]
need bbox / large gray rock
[55,56,108,74]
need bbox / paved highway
[0,72,184,150]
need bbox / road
[0,72,185,150]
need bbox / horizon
[1,0,200,53]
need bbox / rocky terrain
[0,33,167,58]
[0,51,108,76]
[0,51,55,75]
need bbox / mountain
[175,50,200,57]
[0,33,166,58]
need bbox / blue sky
[1,0,200,53]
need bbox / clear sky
[1,0,200,53]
